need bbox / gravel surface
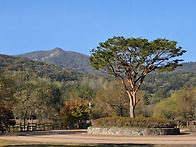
[0,129,196,145]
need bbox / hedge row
[92,117,177,128]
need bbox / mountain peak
[16,48,98,74]
[49,48,65,57]
[51,47,64,53]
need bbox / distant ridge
[17,48,97,74]
[17,48,196,74]
[18,48,66,61]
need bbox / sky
[0,0,195,62]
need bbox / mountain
[174,62,196,73]
[17,48,96,74]
[0,54,83,82]
[17,48,196,74]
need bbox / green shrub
[92,117,176,128]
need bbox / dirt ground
[0,129,196,145]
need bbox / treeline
[0,54,196,130]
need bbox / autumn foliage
[60,98,89,129]
[0,104,16,132]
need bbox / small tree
[60,98,89,129]
[0,105,16,132]
[93,80,129,118]
[89,36,186,117]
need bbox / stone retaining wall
[87,127,180,136]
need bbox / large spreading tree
[89,36,186,117]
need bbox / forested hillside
[174,62,196,73]
[141,71,196,103]
[17,48,96,74]
[0,54,82,82]
[1,53,195,98]
[1,53,196,97]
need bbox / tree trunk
[130,105,135,117]
[23,117,26,131]
[120,107,123,117]
[129,91,136,118]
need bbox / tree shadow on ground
[0,130,87,137]
[1,143,156,147]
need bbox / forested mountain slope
[174,62,196,73]
[141,72,196,97]
[17,48,95,74]
[2,50,196,95]
[140,62,196,102]
[0,54,83,82]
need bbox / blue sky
[0,0,195,62]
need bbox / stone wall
[87,127,180,136]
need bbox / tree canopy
[89,36,186,117]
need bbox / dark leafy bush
[92,117,177,128]
[0,105,16,132]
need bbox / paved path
[0,130,196,145]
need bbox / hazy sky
[0,0,195,62]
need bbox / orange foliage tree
[0,105,16,132]
[60,98,89,129]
